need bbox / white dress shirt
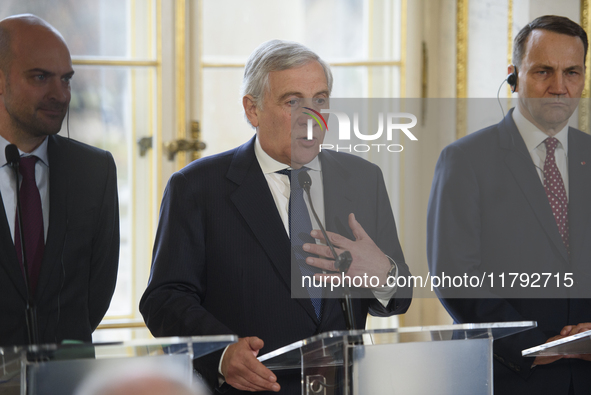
[254,137,324,236]
[513,107,569,198]
[0,135,50,242]
[253,137,397,304]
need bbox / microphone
[5,144,20,166]
[298,171,336,258]
[5,144,39,345]
[298,170,356,330]
[298,169,311,189]
[299,171,352,271]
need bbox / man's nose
[300,106,326,128]
[548,73,568,96]
[47,79,70,103]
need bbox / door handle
[163,121,206,161]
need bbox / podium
[259,322,536,395]
[0,333,236,395]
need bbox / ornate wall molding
[580,0,590,133]
[455,0,469,139]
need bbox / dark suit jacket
[427,109,591,394]
[140,136,412,394]
[0,135,119,346]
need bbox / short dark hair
[512,15,588,67]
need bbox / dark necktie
[277,168,323,319]
[543,137,569,252]
[14,156,44,295]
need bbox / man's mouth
[38,107,66,117]
[541,98,571,105]
[295,136,318,147]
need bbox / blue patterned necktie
[277,167,323,319]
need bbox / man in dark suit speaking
[428,15,591,394]
[140,40,411,393]
[0,15,119,346]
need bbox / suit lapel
[0,183,28,300]
[320,151,355,239]
[499,111,569,263]
[228,138,318,321]
[35,136,68,299]
[567,129,591,258]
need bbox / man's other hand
[559,323,591,361]
[221,337,280,392]
[533,335,565,366]
[560,322,591,337]
[533,324,591,365]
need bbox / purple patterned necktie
[543,137,569,252]
[14,156,44,295]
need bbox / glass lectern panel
[259,322,536,369]
[258,322,536,395]
[0,335,237,395]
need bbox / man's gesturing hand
[221,337,280,392]
[303,213,391,286]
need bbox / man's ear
[507,64,518,93]
[243,95,259,127]
[0,70,5,96]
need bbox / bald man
[0,14,119,346]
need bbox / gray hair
[241,39,333,123]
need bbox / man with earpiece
[0,15,119,347]
[428,15,591,395]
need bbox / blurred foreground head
[74,360,207,395]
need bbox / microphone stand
[298,170,359,395]
[298,171,356,330]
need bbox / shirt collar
[254,136,321,173]
[0,135,50,167]
[513,106,569,154]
